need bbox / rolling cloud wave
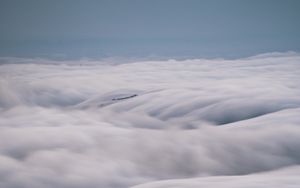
[0,53,300,188]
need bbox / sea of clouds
[0,52,300,188]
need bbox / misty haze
[1,1,300,188]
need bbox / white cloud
[132,165,300,188]
[0,53,300,188]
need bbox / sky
[0,0,300,59]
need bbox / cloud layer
[0,53,300,188]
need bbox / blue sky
[0,0,300,59]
